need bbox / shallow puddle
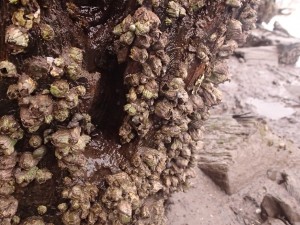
[84,132,126,184]
[246,97,295,120]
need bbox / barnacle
[218,40,238,58]
[226,0,242,8]
[21,217,46,225]
[19,152,38,170]
[62,210,81,225]
[118,201,132,224]
[35,168,52,183]
[0,61,17,78]
[167,1,186,18]
[58,203,68,213]
[50,80,70,98]
[40,23,55,41]
[120,31,135,45]
[37,205,47,215]
[7,84,20,100]
[61,183,98,220]
[65,91,79,109]
[29,135,43,148]
[69,47,83,64]
[12,8,33,29]
[155,100,173,120]
[209,60,230,84]
[135,21,151,36]
[130,47,148,63]
[53,101,70,122]
[66,63,82,81]
[151,0,160,7]
[51,127,81,148]
[0,196,18,219]
[18,74,37,96]
[240,5,257,31]
[0,136,16,156]
[19,94,54,132]
[9,0,19,4]
[226,19,243,42]
[50,58,65,78]
[5,25,29,54]
[75,87,87,99]
[0,115,24,140]
[0,179,15,196]
[14,166,39,186]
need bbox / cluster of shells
[0,0,258,224]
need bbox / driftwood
[0,0,261,224]
[240,28,300,65]
[198,116,300,195]
[235,46,279,66]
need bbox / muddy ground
[167,41,300,225]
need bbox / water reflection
[246,97,295,120]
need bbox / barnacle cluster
[0,44,91,222]
[110,0,258,223]
[60,181,99,224]
[1,0,259,224]
[6,0,54,55]
[2,3,91,219]
[114,7,169,143]
[0,116,23,224]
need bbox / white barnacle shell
[226,0,242,8]
[0,61,17,78]
[135,21,151,36]
[167,1,186,18]
[5,25,29,54]
[17,74,37,96]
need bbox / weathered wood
[199,116,300,195]
[245,28,300,47]
[235,46,279,66]
[241,29,300,65]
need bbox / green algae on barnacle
[0,115,24,141]
[50,80,70,98]
[5,25,29,54]
[12,8,34,29]
[167,1,186,18]
[40,23,55,41]
[9,0,19,4]
[226,0,242,8]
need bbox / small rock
[261,193,300,224]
